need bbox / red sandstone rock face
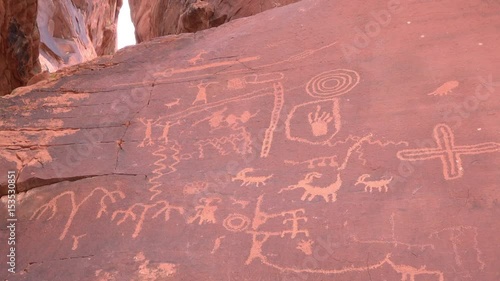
[129,0,300,42]
[1,0,500,280]
[0,0,41,96]
[37,0,122,72]
[0,0,121,96]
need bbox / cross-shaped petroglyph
[31,188,125,240]
[397,123,500,180]
[232,168,273,187]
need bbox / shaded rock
[129,0,300,42]
[0,0,41,96]
[1,0,500,280]
[37,0,122,72]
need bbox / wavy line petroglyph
[427,81,459,96]
[31,188,125,240]
[112,201,184,238]
[397,123,500,180]
[195,127,252,158]
[232,168,273,187]
[306,69,360,99]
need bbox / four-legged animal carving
[279,172,342,202]
[355,174,392,193]
[232,168,273,187]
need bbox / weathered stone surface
[0,0,41,96]
[0,0,121,96]
[129,0,299,42]
[1,0,500,280]
[37,0,122,72]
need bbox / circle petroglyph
[223,214,251,232]
[306,69,360,98]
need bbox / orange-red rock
[1,0,500,280]
[129,0,299,42]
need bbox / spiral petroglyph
[306,69,360,98]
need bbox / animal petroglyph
[308,105,334,136]
[355,174,393,192]
[427,80,459,96]
[397,123,500,180]
[112,201,184,238]
[261,82,285,158]
[164,98,180,109]
[384,257,444,281]
[188,50,208,65]
[31,188,125,240]
[191,81,218,105]
[187,197,221,225]
[232,168,273,187]
[279,172,342,203]
[306,69,360,98]
[286,99,341,145]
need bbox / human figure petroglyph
[188,197,221,225]
[397,123,500,180]
[155,120,180,144]
[279,172,342,203]
[355,174,393,192]
[112,201,184,238]
[308,105,334,136]
[427,80,459,96]
[138,118,156,147]
[31,188,125,240]
[232,168,273,187]
[191,81,218,105]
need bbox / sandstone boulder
[1,0,500,280]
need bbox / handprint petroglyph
[308,105,334,137]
